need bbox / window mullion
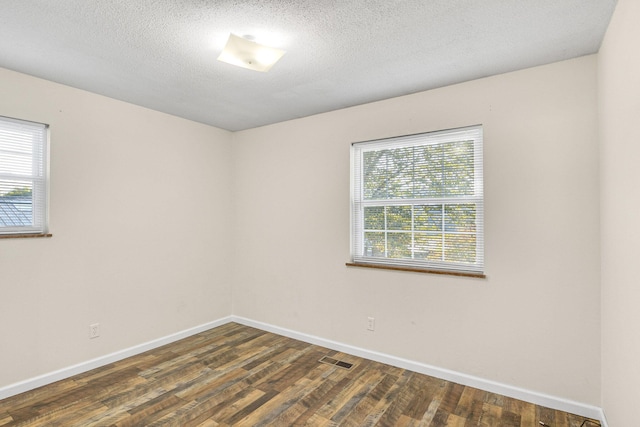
[441,203,445,263]
[384,206,388,258]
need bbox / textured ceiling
[0,1,617,131]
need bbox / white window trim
[350,125,484,275]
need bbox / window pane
[0,126,35,176]
[0,181,33,227]
[387,232,412,259]
[443,140,475,197]
[363,149,389,200]
[414,233,442,261]
[364,206,385,230]
[414,144,444,197]
[363,141,475,200]
[364,232,385,257]
[0,151,33,175]
[387,147,414,199]
[386,205,411,230]
[444,234,477,263]
[414,205,442,231]
[0,180,33,197]
[444,204,476,232]
[363,147,414,200]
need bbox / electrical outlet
[89,323,100,339]
[367,317,375,331]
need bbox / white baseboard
[231,316,606,424]
[0,314,606,426]
[0,316,233,400]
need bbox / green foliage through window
[1,187,32,197]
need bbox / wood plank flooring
[0,323,600,426]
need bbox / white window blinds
[0,116,49,234]
[351,125,483,274]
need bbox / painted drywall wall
[0,68,233,388]
[599,0,640,424]
[232,56,601,405]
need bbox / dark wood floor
[0,322,600,426]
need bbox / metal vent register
[319,356,354,370]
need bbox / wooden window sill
[0,233,52,240]
[345,262,486,278]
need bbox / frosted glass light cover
[217,33,285,72]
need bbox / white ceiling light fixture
[217,33,286,72]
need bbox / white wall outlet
[367,316,375,331]
[89,323,100,339]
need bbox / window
[351,125,483,274]
[0,116,49,235]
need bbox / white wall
[0,68,233,388]
[599,0,640,424]
[232,56,601,404]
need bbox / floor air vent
[319,356,354,370]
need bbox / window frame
[350,125,484,275]
[0,115,50,236]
